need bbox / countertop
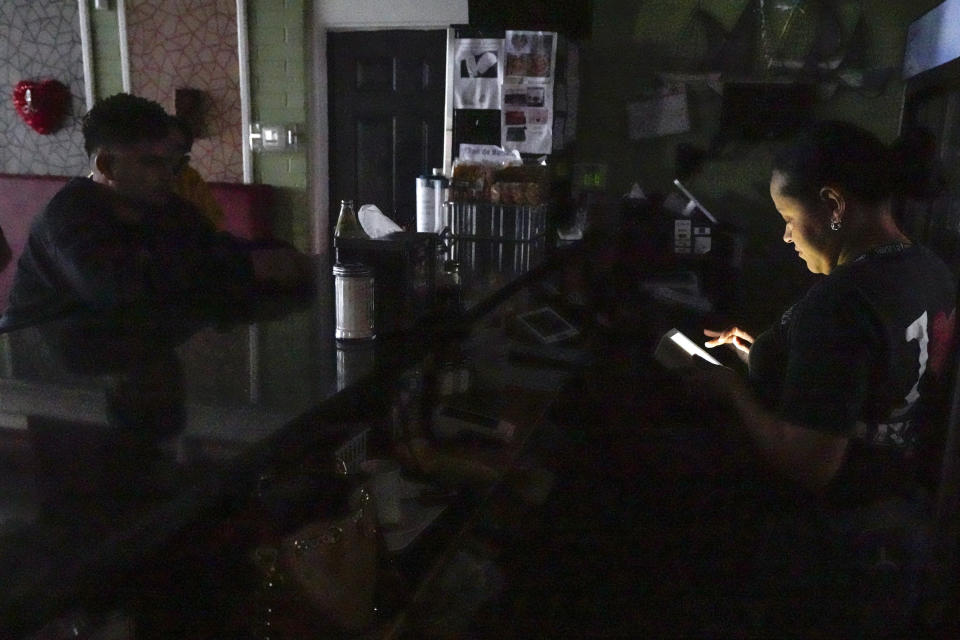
[0,237,571,637]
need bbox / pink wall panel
[127,0,243,182]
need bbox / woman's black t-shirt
[748,244,956,506]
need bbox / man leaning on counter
[0,93,314,493]
[0,92,309,332]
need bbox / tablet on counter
[517,307,579,344]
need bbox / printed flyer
[503,30,556,83]
[454,38,503,109]
[501,84,554,154]
[501,31,557,154]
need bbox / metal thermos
[333,263,375,340]
[416,169,448,233]
[416,175,437,233]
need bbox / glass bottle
[437,258,462,317]
[334,200,368,239]
[333,199,369,285]
[431,168,449,233]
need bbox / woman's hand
[682,356,847,490]
[704,327,755,364]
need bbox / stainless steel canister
[333,263,375,340]
[415,175,437,233]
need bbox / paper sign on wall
[503,30,556,83]
[501,30,556,154]
[501,84,554,155]
[627,83,690,140]
[454,38,503,109]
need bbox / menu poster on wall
[503,31,556,84]
[501,31,557,154]
[501,84,554,154]
[454,38,503,109]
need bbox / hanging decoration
[12,79,71,135]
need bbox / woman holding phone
[678,121,956,637]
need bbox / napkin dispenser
[334,232,439,335]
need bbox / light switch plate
[261,125,285,150]
[249,122,302,152]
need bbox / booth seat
[0,173,275,316]
[207,181,276,242]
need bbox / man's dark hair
[81,93,170,157]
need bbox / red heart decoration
[12,79,70,135]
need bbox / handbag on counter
[278,486,380,633]
[249,471,382,637]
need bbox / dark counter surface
[0,238,571,637]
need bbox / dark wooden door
[328,30,447,234]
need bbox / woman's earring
[830,220,842,231]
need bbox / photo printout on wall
[504,31,555,82]
[454,38,503,109]
[500,31,556,155]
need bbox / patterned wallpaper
[0,0,88,176]
[128,0,243,182]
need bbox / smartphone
[654,327,721,370]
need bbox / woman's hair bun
[890,126,946,200]
[773,120,946,206]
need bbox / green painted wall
[574,0,943,325]
[90,8,124,100]
[577,0,940,239]
[248,0,310,251]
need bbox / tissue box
[334,232,439,335]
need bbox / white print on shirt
[891,311,928,419]
[855,419,914,449]
[853,311,930,452]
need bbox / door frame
[308,1,467,255]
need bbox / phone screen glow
[670,331,721,365]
